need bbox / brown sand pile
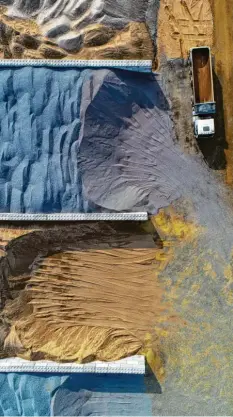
[3,249,165,362]
[0,222,172,363]
[157,0,213,59]
[0,19,153,60]
[77,22,153,60]
[0,6,40,35]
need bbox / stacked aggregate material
[0,2,233,414]
[0,0,157,59]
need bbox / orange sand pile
[158,0,213,59]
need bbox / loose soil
[212,0,233,183]
[157,0,213,60]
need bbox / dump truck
[189,46,216,138]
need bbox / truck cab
[193,117,215,138]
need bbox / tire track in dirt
[212,0,233,183]
[157,0,213,60]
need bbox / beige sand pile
[3,248,166,362]
[158,0,213,59]
[0,223,172,365]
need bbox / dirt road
[212,0,233,183]
[158,0,213,59]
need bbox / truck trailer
[189,46,216,138]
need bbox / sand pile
[158,0,213,59]
[0,222,170,363]
[0,0,157,59]
[4,249,165,362]
[0,17,153,59]
[3,0,157,38]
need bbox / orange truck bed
[191,47,214,104]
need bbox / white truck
[189,46,216,138]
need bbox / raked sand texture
[0,66,96,213]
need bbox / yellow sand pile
[3,247,167,362]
